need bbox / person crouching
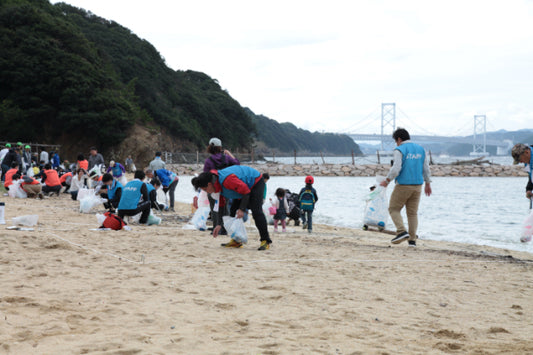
[117,170,150,225]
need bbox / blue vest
[146,183,155,194]
[395,142,425,185]
[218,165,261,199]
[107,180,123,200]
[118,179,144,210]
[110,164,123,177]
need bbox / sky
[52,0,533,136]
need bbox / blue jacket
[218,165,261,199]
[154,169,176,187]
[395,142,425,185]
[118,179,146,210]
[52,154,60,169]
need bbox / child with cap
[299,175,318,233]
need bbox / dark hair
[155,151,162,157]
[151,177,161,187]
[275,187,285,198]
[102,173,113,183]
[263,173,270,181]
[134,170,145,180]
[11,161,19,168]
[89,146,97,151]
[192,172,215,189]
[44,163,52,170]
[12,173,21,180]
[392,127,410,141]
[77,153,84,161]
[207,145,222,155]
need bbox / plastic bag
[223,216,248,244]
[268,206,277,215]
[77,188,95,201]
[12,214,39,226]
[363,176,389,229]
[263,204,274,225]
[8,181,27,199]
[190,206,210,231]
[520,210,533,242]
[198,190,210,208]
[96,213,107,225]
[147,212,161,225]
[80,194,105,213]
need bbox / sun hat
[25,145,30,149]
[305,175,314,184]
[511,143,530,164]
[209,137,222,147]
[16,142,22,146]
[5,143,11,147]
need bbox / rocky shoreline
[170,162,528,177]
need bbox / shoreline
[1,196,533,353]
[169,162,528,178]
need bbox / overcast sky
[53,0,533,136]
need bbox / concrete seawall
[170,163,529,178]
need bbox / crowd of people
[1,128,446,251]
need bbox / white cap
[209,137,222,147]
[109,160,115,167]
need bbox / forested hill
[247,108,362,155]
[0,0,360,159]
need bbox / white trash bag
[8,180,27,199]
[223,216,248,244]
[189,206,210,231]
[363,176,389,230]
[12,214,39,226]
[80,195,105,213]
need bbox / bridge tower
[381,103,396,152]
[471,115,487,156]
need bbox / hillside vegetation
[0,0,360,159]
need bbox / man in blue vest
[380,128,432,246]
[101,173,123,213]
[117,170,151,224]
[192,165,272,250]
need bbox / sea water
[173,175,533,254]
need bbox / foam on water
[174,175,533,254]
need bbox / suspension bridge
[343,103,510,155]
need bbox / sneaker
[408,240,416,247]
[274,228,279,233]
[170,207,175,212]
[282,228,286,233]
[257,241,271,250]
[308,229,312,234]
[164,206,169,211]
[37,192,44,200]
[391,231,409,244]
[302,223,308,230]
[221,239,243,248]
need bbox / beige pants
[23,184,42,197]
[388,184,422,241]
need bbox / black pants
[229,178,271,244]
[118,201,151,224]
[100,193,120,210]
[163,179,178,208]
[42,185,61,194]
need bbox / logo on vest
[406,153,422,160]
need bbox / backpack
[101,211,127,230]
[209,154,233,170]
[299,189,316,211]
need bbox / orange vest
[4,168,18,187]
[78,160,88,170]
[43,169,60,186]
[59,172,73,184]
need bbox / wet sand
[1,194,532,354]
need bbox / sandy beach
[1,193,533,354]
